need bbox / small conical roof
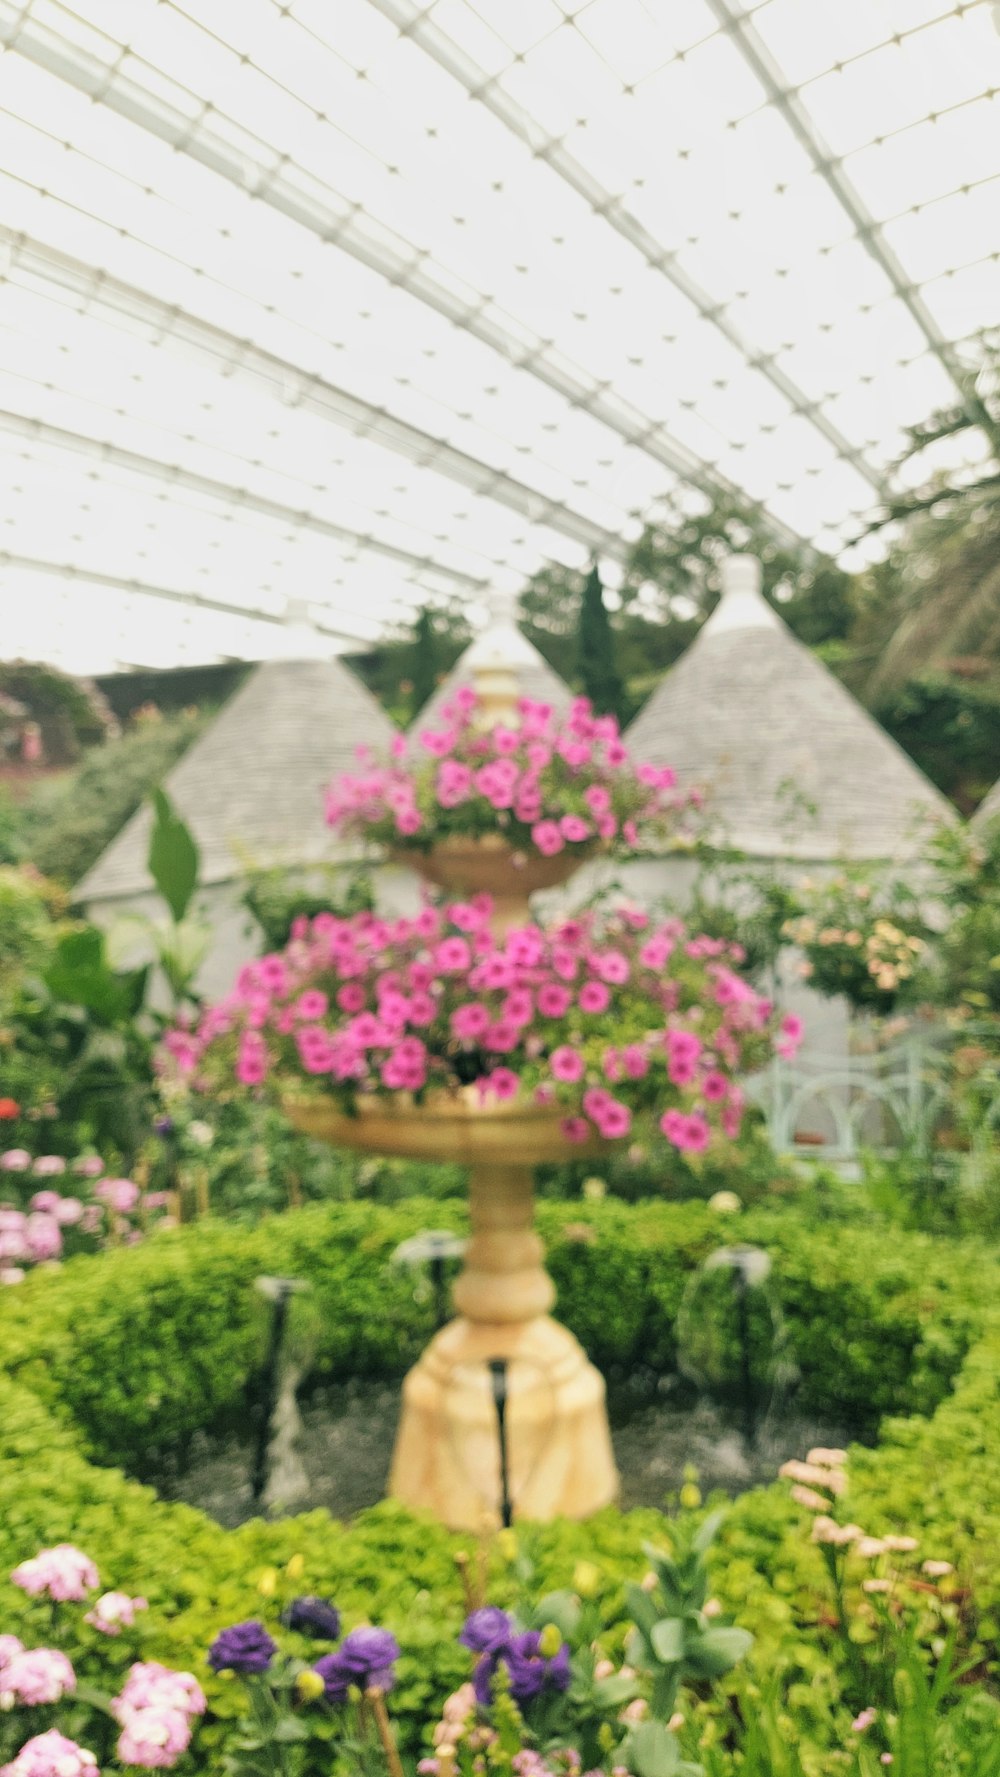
[973,777,1000,829]
[78,647,397,900]
[625,554,953,861]
[412,605,572,732]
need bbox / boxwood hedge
[0,1197,998,1770]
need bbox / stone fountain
[287,611,619,1529]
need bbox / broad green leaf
[650,1617,685,1664]
[626,1583,662,1637]
[683,1624,753,1679]
[619,1720,681,1777]
[148,788,200,923]
[691,1507,727,1555]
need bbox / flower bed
[0,1204,998,1771]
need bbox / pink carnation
[0,1647,76,1706]
[85,1591,148,1635]
[114,1663,206,1718]
[116,1708,191,1769]
[0,1731,98,1776]
[12,1545,98,1602]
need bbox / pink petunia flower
[578,981,610,1015]
[550,1046,585,1084]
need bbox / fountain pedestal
[286,1095,620,1528]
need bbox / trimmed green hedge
[0,1199,984,1471]
[0,1199,998,1771]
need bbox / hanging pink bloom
[451,1003,490,1041]
[621,1044,649,1079]
[578,981,610,1014]
[486,1069,520,1101]
[435,938,472,974]
[537,983,572,1018]
[702,1071,729,1102]
[596,1101,632,1139]
[560,814,591,843]
[531,821,564,857]
[549,1045,586,1083]
[560,1117,591,1143]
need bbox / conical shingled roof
[411,618,572,732]
[78,651,397,900]
[625,555,953,862]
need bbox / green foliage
[345,602,472,727]
[873,673,1000,814]
[0,661,115,764]
[242,867,376,953]
[0,1199,983,1471]
[14,707,204,886]
[577,563,627,721]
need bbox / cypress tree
[577,562,626,718]
[410,607,438,717]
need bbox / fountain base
[389,1311,618,1528]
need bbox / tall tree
[409,606,439,717]
[577,561,626,719]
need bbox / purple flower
[207,1621,276,1674]
[474,1631,572,1707]
[459,1607,513,1655]
[281,1597,341,1641]
[313,1627,400,1701]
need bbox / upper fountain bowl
[391,835,594,932]
[284,1087,616,1164]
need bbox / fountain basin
[284,1089,617,1165]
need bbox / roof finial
[703,553,781,638]
[464,585,535,726]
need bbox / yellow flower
[679,1481,702,1509]
[572,1561,602,1599]
[296,1670,326,1702]
[496,1529,519,1563]
[538,1624,563,1659]
[257,1568,278,1598]
[286,1553,305,1581]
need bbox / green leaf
[626,1583,662,1637]
[650,1617,685,1664]
[691,1507,727,1555]
[619,1720,681,1777]
[531,1588,582,1639]
[271,1718,310,1743]
[683,1625,753,1679]
[148,787,200,923]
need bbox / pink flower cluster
[111,1663,207,1769]
[11,1546,98,1603]
[325,689,694,856]
[0,1158,162,1286]
[84,1592,148,1636]
[0,1647,75,1708]
[173,898,796,1154]
[1,1551,201,1774]
[0,1731,98,1777]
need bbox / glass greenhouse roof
[0,0,997,671]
